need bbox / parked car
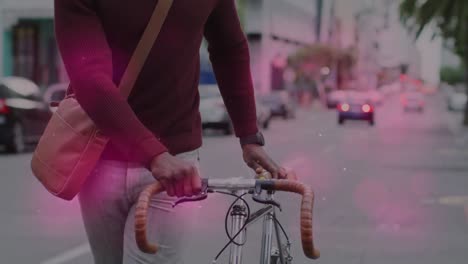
[337,93,375,126]
[447,86,467,112]
[0,77,51,153]
[43,83,69,112]
[199,84,271,135]
[259,90,296,119]
[401,92,425,112]
[326,90,347,108]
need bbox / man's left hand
[242,144,287,179]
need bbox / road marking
[40,243,90,264]
[423,196,468,206]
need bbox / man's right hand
[150,152,202,197]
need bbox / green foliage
[399,0,467,60]
[440,65,466,85]
[400,0,468,125]
[287,44,357,79]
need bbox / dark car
[326,90,347,108]
[0,77,51,153]
[337,93,375,126]
[259,91,296,119]
[43,83,69,112]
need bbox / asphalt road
[1,93,467,264]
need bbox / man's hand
[150,152,202,197]
[242,144,287,179]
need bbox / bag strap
[119,0,174,99]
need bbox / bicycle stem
[259,192,275,264]
[229,190,248,264]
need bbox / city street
[1,93,467,264]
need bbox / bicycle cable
[220,191,250,246]
[272,215,290,243]
[217,191,251,246]
[212,191,251,261]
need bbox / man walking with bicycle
[55,0,288,263]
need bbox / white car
[447,87,467,112]
[199,84,271,135]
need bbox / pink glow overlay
[353,172,436,239]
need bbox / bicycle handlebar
[134,178,320,260]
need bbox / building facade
[0,0,65,89]
[201,0,318,94]
[1,0,319,93]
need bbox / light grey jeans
[79,150,200,264]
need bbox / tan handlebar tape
[272,180,320,259]
[134,180,320,259]
[134,182,165,254]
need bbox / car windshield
[199,85,221,99]
[260,94,281,103]
[346,92,369,103]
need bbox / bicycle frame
[228,191,287,264]
[135,177,320,262]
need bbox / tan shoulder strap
[119,0,174,98]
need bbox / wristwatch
[239,132,265,147]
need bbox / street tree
[400,0,468,125]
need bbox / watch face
[240,132,265,146]
[258,132,265,145]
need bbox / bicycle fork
[229,203,248,264]
[228,193,276,264]
[259,211,275,264]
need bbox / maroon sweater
[55,0,258,167]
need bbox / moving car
[258,90,296,119]
[199,84,271,135]
[0,77,51,153]
[337,94,374,126]
[326,90,346,108]
[43,83,69,112]
[401,92,425,112]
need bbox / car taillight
[0,99,9,114]
[339,103,350,112]
[362,104,372,113]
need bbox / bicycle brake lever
[172,179,210,207]
[252,194,282,211]
[172,193,208,208]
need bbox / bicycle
[134,176,320,264]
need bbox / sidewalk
[446,111,468,147]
